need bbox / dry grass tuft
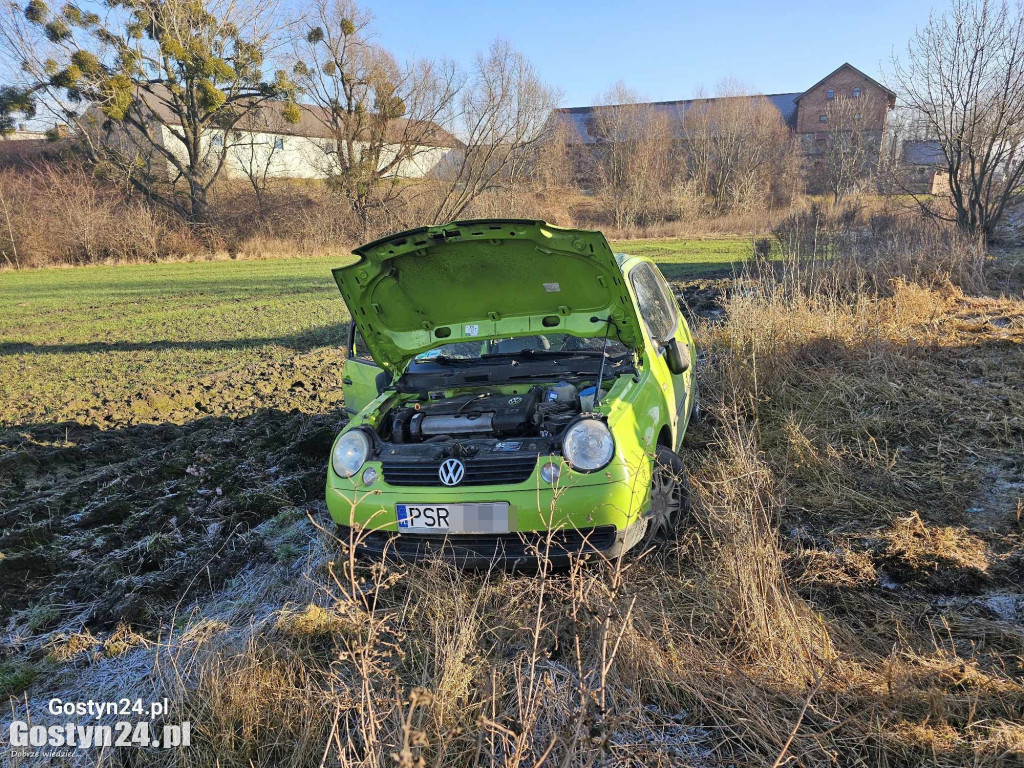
[46,630,100,663]
[274,603,359,639]
[878,512,992,592]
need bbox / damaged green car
[326,219,697,566]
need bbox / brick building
[551,63,896,180]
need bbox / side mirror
[664,338,690,375]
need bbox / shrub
[0,163,198,266]
[766,203,988,298]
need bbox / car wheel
[640,445,690,548]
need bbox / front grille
[350,525,618,564]
[380,453,539,486]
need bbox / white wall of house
[157,125,452,181]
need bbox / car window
[629,262,678,344]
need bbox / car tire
[639,445,690,548]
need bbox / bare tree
[292,0,460,234]
[891,0,1024,239]
[683,81,795,214]
[585,83,674,231]
[426,40,559,224]
[530,116,572,192]
[877,103,918,186]
[0,0,299,224]
[229,112,286,217]
[808,93,882,203]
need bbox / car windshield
[413,333,629,363]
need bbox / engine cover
[396,387,543,441]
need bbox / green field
[613,236,753,278]
[0,236,750,424]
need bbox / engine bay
[369,380,609,459]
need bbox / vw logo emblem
[438,458,466,486]
[508,396,523,405]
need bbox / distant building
[550,63,896,183]
[3,126,49,141]
[0,125,65,165]
[87,90,463,182]
[900,139,947,195]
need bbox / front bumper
[325,458,651,564]
[333,522,644,568]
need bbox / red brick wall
[795,68,891,135]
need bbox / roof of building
[552,92,803,144]
[794,63,896,103]
[902,139,946,166]
[133,86,462,148]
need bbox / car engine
[379,384,588,444]
[390,387,543,442]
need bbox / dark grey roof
[551,93,802,144]
[902,140,945,166]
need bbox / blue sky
[359,0,940,106]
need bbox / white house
[91,90,462,182]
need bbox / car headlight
[332,429,372,478]
[562,418,615,472]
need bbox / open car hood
[333,219,644,373]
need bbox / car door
[628,261,692,447]
[342,322,383,415]
[650,263,696,431]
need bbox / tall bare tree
[292,0,460,233]
[426,40,559,224]
[891,0,1024,239]
[0,0,299,224]
[586,83,674,231]
[809,93,883,203]
[229,111,285,216]
[683,81,795,213]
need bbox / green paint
[334,220,644,373]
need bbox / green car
[326,219,697,566]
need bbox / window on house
[826,89,835,99]
[819,114,829,123]
[211,134,223,147]
[852,87,862,98]
[273,137,284,150]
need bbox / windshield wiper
[482,349,611,360]
[418,355,479,366]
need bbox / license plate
[396,502,511,533]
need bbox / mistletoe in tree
[0,0,300,222]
